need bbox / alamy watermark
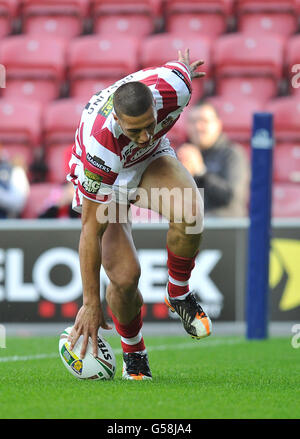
[291,64,300,89]
[0,324,6,348]
[95,186,205,234]
[291,324,300,349]
[0,64,6,89]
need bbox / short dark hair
[194,99,221,119]
[113,81,154,118]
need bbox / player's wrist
[83,295,101,308]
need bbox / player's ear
[112,112,119,122]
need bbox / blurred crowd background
[0,0,300,220]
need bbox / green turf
[0,334,299,419]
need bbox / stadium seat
[67,35,140,98]
[266,97,300,143]
[141,33,212,103]
[286,35,300,96]
[0,99,42,147]
[164,0,234,39]
[236,0,298,38]
[0,0,19,38]
[272,183,300,218]
[22,0,89,39]
[206,96,265,144]
[21,182,64,218]
[273,143,300,184]
[213,33,285,101]
[92,0,157,37]
[45,143,73,184]
[0,36,67,104]
[69,78,116,101]
[236,0,296,13]
[43,98,85,147]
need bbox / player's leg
[101,215,152,380]
[135,155,212,339]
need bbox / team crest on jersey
[83,169,103,194]
[98,94,114,117]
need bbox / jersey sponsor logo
[82,169,103,194]
[161,115,174,128]
[98,94,114,117]
[86,153,111,173]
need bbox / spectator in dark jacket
[177,101,250,217]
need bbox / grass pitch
[0,334,299,419]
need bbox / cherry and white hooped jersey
[67,61,192,204]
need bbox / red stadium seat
[236,0,296,13]
[68,35,140,98]
[92,0,157,37]
[164,0,234,38]
[69,78,116,101]
[21,182,63,218]
[141,33,212,103]
[0,0,19,37]
[22,0,89,39]
[213,33,285,101]
[238,13,297,38]
[236,0,298,38]
[286,35,300,96]
[266,97,300,143]
[206,96,265,143]
[43,98,85,147]
[272,183,300,218]
[273,144,300,184]
[0,99,42,147]
[0,36,66,104]
[45,143,73,184]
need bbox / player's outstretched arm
[68,197,112,358]
[177,48,206,80]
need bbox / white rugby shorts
[73,137,176,211]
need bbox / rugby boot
[165,286,212,339]
[122,351,152,380]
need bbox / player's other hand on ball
[177,48,205,80]
[68,304,112,359]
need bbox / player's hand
[177,143,206,176]
[177,48,205,80]
[68,303,112,359]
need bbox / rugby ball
[59,326,116,380]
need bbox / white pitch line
[0,338,243,363]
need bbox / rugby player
[68,49,212,380]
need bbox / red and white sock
[167,246,198,299]
[111,311,146,354]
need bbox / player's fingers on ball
[91,333,98,358]
[80,333,89,359]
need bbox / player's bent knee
[107,265,141,296]
[173,196,204,235]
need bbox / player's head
[186,101,223,150]
[113,82,157,148]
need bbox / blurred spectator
[177,101,250,217]
[38,182,78,218]
[0,144,30,218]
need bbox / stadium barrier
[0,218,299,324]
